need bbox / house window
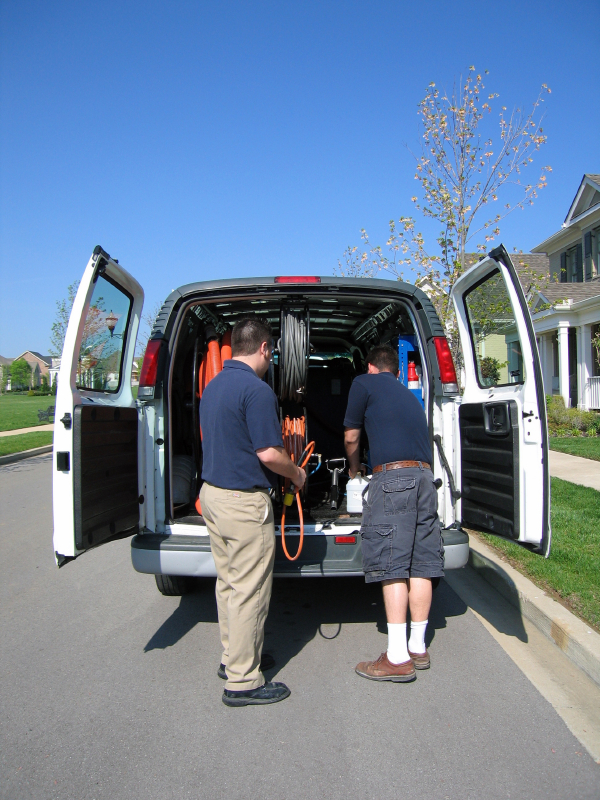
[552,333,559,377]
[593,323,600,378]
[561,244,583,282]
[593,228,600,279]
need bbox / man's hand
[294,466,307,491]
[257,446,307,487]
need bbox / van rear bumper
[131,528,469,576]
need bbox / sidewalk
[0,424,54,437]
[549,449,600,491]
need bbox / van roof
[151,275,445,342]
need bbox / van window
[76,274,132,393]
[464,269,525,387]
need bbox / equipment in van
[278,308,309,401]
[326,458,347,510]
[407,361,420,389]
[346,473,370,514]
[280,416,315,561]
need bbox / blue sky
[1,0,599,356]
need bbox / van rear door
[451,246,550,556]
[53,247,144,566]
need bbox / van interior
[168,291,427,525]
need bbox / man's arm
[344,428,362,479]
[257,446,306,490]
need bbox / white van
[52,245,551,594]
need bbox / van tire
[154,574,194,596]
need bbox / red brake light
[274,276,321,284]
[433,337,458,391]
[334,535,357,544]
[139,340,161,387]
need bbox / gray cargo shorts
[360,465,444,583]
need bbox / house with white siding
[529,174,600,410]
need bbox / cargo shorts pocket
[360,524,395,575]
[382,477,416,515]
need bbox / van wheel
[154,574,194,596]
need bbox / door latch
[60,412,72,429]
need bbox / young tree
[10,359,32,391]
[338,67,551,362]
[49,280,80,357]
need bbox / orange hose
[207,339,222,380]
[281,416,314,561]
[221,330,232,362]
[197,334,224,512]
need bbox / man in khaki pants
[199,317,306,707]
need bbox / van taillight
[433,337,459,394]
[138,340,161,398]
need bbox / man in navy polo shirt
[344,344,444,683]
[200,317,306,707]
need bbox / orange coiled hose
[281,416,314,561]
[196,333,224,515]
[221,329,232,362]
[206,339,222,383]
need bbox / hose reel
[278,308,309,401]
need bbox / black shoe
[222,681,290,707]
[217,652,276,680]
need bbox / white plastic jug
[346,474,370,514]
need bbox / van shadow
[144,577,468,672]
[446,561,529,644]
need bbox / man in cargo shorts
[200,317,306,706]
[344,344,444,682]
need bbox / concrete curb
[0,446,53,466]
[468,533,600,689]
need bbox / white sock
[408,619,428,655]
[387,623,409,665]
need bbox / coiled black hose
[279,309,309,400]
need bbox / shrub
[546,395,600,436]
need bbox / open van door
[451,245,550,556]
[53,247,144,566]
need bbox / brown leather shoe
[408,649,430,670]
[355,652,416,682]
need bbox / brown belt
[373,460,431,473]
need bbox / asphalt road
[1,455,599,800]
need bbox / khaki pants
[200,482,275,691]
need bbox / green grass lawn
[0,394,55,431]
[549,436,600,462]
[478,477,600,631]
[0,431,53,456]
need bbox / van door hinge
[56,452,70,471]
[60,412,72,429]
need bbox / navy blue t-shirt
[200,360,283,490]
[343,372,432,467]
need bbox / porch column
[580,324,592,410]
[537,336,549,395]
[557,322,570,407]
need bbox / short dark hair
[366,344,399,374]
[231,317,273,357]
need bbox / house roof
[465,251,600,306]
[0,356,14,366]
[14,351,52,365]
[537,278,600,305]
[564,174,600,225]
[465,252,550,286]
